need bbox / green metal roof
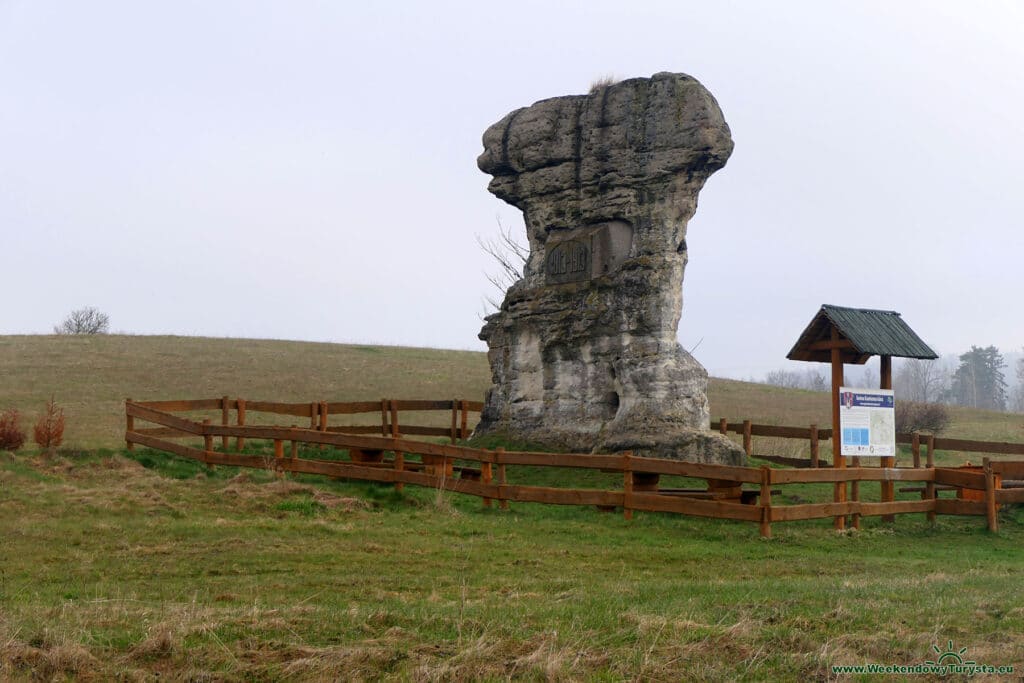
[787,304,938,365]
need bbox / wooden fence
[714,418,1024,531]
[125,401,1024,536]
[716,417,1024,468]
[125,396,484,452]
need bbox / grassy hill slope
[1,335,1020,448]
[0,335,491,448]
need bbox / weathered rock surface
[475,72,744,465]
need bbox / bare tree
[1013,352,1024,412]
[54,306,110,335]
[858,365,879,390]
[804,368,828,392]
[763,368,828,392]
[763,369,803,389]
[477,218,528,313]
[895,358,947,403]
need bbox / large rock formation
[476,72,744,465]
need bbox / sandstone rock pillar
[476,72,744,465]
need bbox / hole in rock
[602,391,620,419]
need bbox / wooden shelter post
[830,326,846,530]
[879,355,896,522]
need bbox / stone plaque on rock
[545,239,590,284]
[544,221,634,286]
[474,72,745,466]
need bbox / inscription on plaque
[545,239,591,284]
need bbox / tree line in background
[760,346,1024,413]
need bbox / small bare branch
[477,217,528,315]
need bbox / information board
[839,387,895,457]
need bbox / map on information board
[839,387,895,457]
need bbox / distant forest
[760,347,1024,412]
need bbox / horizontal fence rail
[125,396,485,452]
[715,417,1024,469]
[124,401,1024,536]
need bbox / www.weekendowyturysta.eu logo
[831,640,1014,676]
[925,640,973,668]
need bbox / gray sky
[2,1,1022,379]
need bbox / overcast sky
[2,1,1022,379]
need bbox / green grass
[2,450,1024,680]
[3,335,1024,679]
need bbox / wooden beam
[125,398,134,452]
[807,339,856,351]
[831,324,846,530]
[221,395,230,452]
[759,466,772,538]
[236,398,246,451]
[984,458,998,532]
[879,355,892,390]
[879,356,894,522]
[925,434,936,522]
[810,424,819,467]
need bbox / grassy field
[3,335,1024,680]
[2,335,1021,448]
[0,335,492,448]
[2,449,1024,681]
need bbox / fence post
[389,400,399,438]
[202,419,213,465]
[623,451,634,521]
[460,400,469,440]
[984,458,998,532]
[274,438,284,479]
[719,418,727,435]
[809,424,818,468]
[319,401,328,450]
[380,399,388,436]
[834,375,847,530]
[850,456,861,530]
[482,457,493,508]
[221,395,230,452]
[289,425,298,460]
[912,433,921,468]
[236,398,246,451]
[759,466,772,538]
[450,398,458,444]
[309,402,318,430]
[925,434,936,522]
[881,452,895,523]
[742,420,752,458]
[394,450,405,493]
[125,398,134,452]
[496,447,508,510]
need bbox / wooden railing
[715,418,1024,468]
[125,401,1024,536]
[125,397,484,451]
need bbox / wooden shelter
[787,304,938,529]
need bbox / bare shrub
[895,401,951,435]
[33,396,65,451]
[53,306,109,334]
[0,408,27,451]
